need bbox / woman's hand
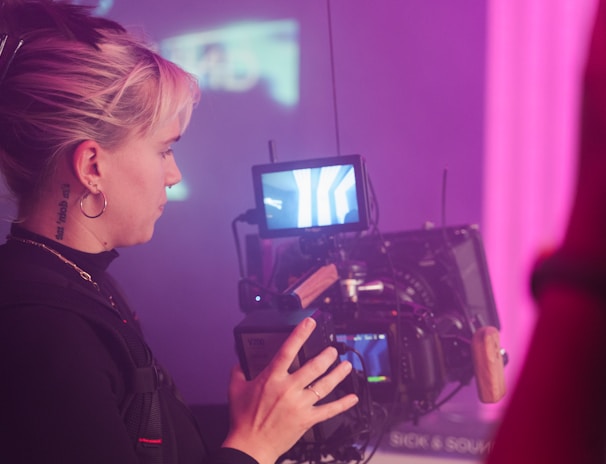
[222,316,359,464]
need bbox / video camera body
[240,225,503,415]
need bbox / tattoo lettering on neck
[56,183,70,240]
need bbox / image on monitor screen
[336,332,392,383]
[252,154,369,238]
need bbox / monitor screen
[336,331,392,383]
[252,154,370,238]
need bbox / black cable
[231,208,261,280]
[326,0,341,156]
[338,344,373,422]
[441,167,448,228]
[366,173,380,233]
[231,216,246,279]
[425,382,466,414]
[369,227,403,405]
[328,344,376,464]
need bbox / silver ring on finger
[306,384,322,400]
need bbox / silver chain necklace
[7,234,118,311]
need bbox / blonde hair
[0,1,200,205]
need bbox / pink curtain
[483,0,597,411]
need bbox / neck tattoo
[7,234,120,315]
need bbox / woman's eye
[161,148,174,159]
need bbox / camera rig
[240,224,505,407]
[232,155,506,463]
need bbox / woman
[0,1,358,463]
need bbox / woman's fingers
[268,316,357,401]
[311,391,359,424]
[224,315,360,464]
[300,359,359,425]
[301,356,354,404]
[267,316,317,375]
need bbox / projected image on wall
[261,164,360,231]
[161,20,299,107]
[159,19,300,202]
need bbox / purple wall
[0,0,487,405]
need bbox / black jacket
[0,226,256,464]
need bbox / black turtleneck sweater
[0,225,256,464]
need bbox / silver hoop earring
[80,189,107,219]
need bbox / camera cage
[241,223,501,409]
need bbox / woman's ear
[72,140,102,191]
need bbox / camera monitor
[336,331,392,384]
[252,154,370,239]
[334,320,401,403]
